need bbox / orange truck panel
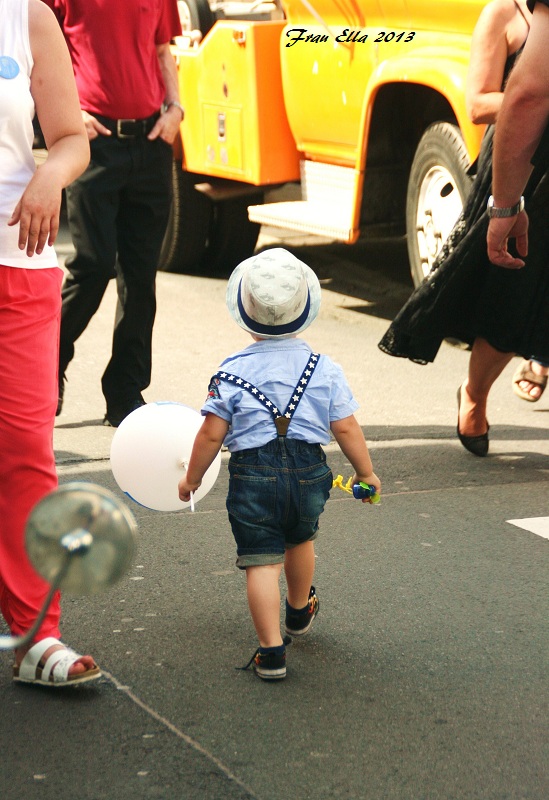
[177,21,300,185]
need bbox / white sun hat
[226,248,321,339]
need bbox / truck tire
[202,194,263,277]
[406,122,472,287]
[177,0,215,36]
[158,160,212,274]
[158,160,263,275]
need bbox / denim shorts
[226,436,333,569]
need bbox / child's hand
[352,472,381,503]
[178,473,202,502]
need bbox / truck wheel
[158,162,262,275]
[406,122,472,287]
[158,160,212,274]
[177,0,215,36]
[202,194,263,277]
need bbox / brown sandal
[512,359,548,402]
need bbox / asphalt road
[1,225,547,800]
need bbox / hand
[8,168,63,256]
[352,472,381,504]
[82,110,111,141]
[487,210,529,268]
[178,472,202,503]
[148,105,182,146]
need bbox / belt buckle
[116,119,137,139]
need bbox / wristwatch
[487,195,524,218]
[165,100,184,119]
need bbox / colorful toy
[332,474,380,504]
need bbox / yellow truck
[161,0,489,286]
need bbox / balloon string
[181,458,195,512]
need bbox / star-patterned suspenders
[210,353,320,435]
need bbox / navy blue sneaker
[252,647,286,681]
[238,639,289,681]
[285,586,319,636]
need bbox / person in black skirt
[378,0,549,457]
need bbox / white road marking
[507,517,549,540]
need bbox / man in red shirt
[45,0,183,426]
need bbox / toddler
[178,248,380,680]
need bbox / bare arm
[487,3,549,267]
[465,0,518,124]
[148,42,183,145]
[9,0,90,257]
[330,415,381,502]
[178,413,229,501]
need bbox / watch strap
[487,195,525,218]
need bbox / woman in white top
[1,0,98,686]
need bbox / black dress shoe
[103,397,145,428]
[456,386,489,457]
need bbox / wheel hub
[416,165,463,279]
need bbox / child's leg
[284,540,316,609]
[284,540,319,637]
[246,563,284,647]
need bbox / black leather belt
[96,111,161,139]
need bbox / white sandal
[13,637,101,687]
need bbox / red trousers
[0,266,63,639]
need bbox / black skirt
[378,125,549,364]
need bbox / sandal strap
[514,361,548,387]
[17,637,83,683]
[17,637,62,681]
[518,367,548,387]
[41,647,81,683]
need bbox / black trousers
[60,133,173,407]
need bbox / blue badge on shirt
[0,56,19,79]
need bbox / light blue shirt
[201,338,359,452]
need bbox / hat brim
[226,253,321,339]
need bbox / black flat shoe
[456,386,489,457]
[56,373,66,417]
[103,397,145,428]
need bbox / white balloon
[110,402,221,511]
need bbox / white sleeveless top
[0,0,57,268]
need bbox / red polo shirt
[43,0,181,119]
